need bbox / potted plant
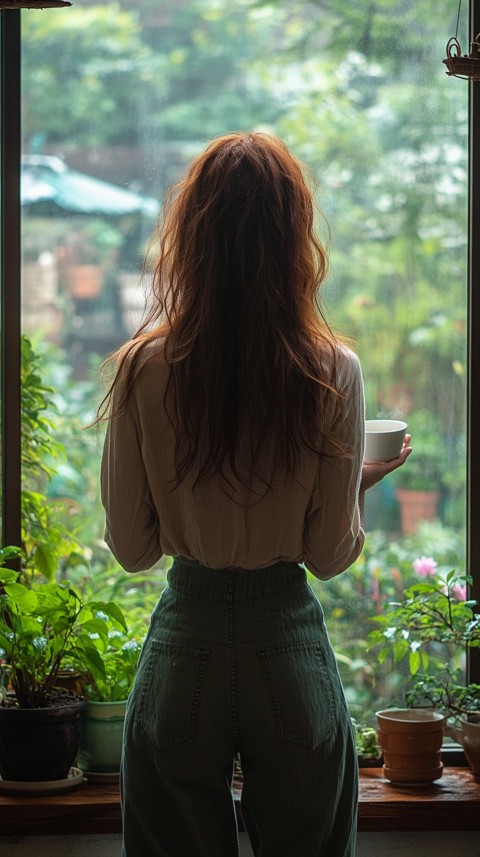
[0,335,137,787]
[374,707,445,784]
[0,548,127,784]
[352,719,383,767]
[394,409,444,533]
[76,627,142,780]
[368,567,480,782]
[406,670,480,782]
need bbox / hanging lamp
[444,0,480,80]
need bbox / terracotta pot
[445,715,480,781]
[376,708,445,785]
[377,727,442,754]
[55,669,85,697]
[382,763,444,785]
[70,265,102,299]
[396,488,440,534]
[379,750,442,771]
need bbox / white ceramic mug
[364,419,407,463]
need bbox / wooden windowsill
[356,767,480,831]
[0,767,479,837]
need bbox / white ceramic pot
[445,715,480,781]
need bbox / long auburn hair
[98,132,348,491]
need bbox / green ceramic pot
[77,700,127,775]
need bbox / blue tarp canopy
[21,155,160,219]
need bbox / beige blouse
[101,344,365,580]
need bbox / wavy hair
[98,132,348,490]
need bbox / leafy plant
[352,719,382,760]
[4,338,145,709]
[306,528,466,723]
[406,667,480,720]
[21,335,86,582]
[0,549,129,709]
[368,566,480,722]
[368,570,479,677]
[80,627,142,702]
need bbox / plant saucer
[0,766,84,795]
[81,769,120,783]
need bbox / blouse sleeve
[101,385,163,573]
[303,350,365,580]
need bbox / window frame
[468,0,480,687]
[1,9,21,553]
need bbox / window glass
[21,0,468,722]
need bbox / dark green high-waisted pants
[121,558,358,857]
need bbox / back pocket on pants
[257,640,339,750]
[135,640,210,749]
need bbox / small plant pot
[395,489,440,534]
[69,265,102,299]
[55,669,85,697]
[77,700,127,776]
[0,694,86,781]
[376,708,445,785]
[377,726,443,755]
[445,715,480,782]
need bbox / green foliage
[0,338,145,710]
[367,567,479,721]
[267,0,467,505]
[406,667,480,719]
[392,409,447,491]
[13,338,157,706]
[309,524,466,722]
[79,630,143,702]
[22,5,157,149]
[62,560,160,702]
[21,335,84,581]
[22,1,281,155]
[0,553,129,708]
[368,571,479,674]
[352,719,382,760]
[21,335,60,484]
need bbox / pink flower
[412,556,438,577]
[452,583,467,601]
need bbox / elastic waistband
[168,557,306,603]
